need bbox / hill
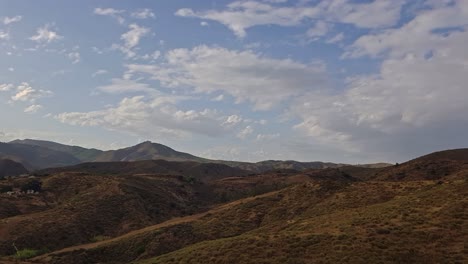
[0,159,28,178]
[93,141,207,163]
[0,148,466,263]
[11,139,102,162]
[373,148,468,181]
[0,142,81,170]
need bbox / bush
[20,180,42,192]
[0,185,13,193]
[15,248,40,259]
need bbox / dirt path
[31,190,280,262]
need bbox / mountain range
[0,139,391,175]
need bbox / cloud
[68,51,80,64]
[131,9,155,19]
[3,15,22,25]
[222,114,243,127]
[306,21,330,40]
[0,84,13,91]
[96,78,154,94]
[56,95,240,138]
[176,0,404,38]
[290,1,468,161]
[10,82,53,103]
[30,24,62,43]
[94,7,125,24]
[0,31,9,40]
[237,125,254,139]
[113,23,150,58]
[326,32,344,44]
[200,21,209,26]
[92,69,108,77]
[256,133,280,141]
[24,104,43,113]
[127,45,328,110]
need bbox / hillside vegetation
[0,148,466,264]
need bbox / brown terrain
[0,148,466,263]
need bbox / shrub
[15,248,40,259]
[20,180,42,192]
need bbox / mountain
[0,142,81,170]
[0,159,28,178]
[11,139,102,162]
[93,141,207,163]
[5,139,391,174]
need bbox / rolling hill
[0,148,466,263]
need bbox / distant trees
[20,180,42,192]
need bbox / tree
[20,180,42,192]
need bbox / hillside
[0,142,81,170]
[373,148,468,181]
[0,149,466,263]
[0,159,28,178]
[93,141,207,163]
[11,139,102,162]
[28,170,467,264]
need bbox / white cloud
[56,95,239,138]
[176,0,404,38]
[127,45,328,110]
[0,31,9,40]
[122,24,149,49]
[222,114,243,127]
[113,23,150,58]
[3,15,22,25]
[92,69,108,77]
[97,78,154,94]
[212,94,224,101]
[237,125,254,139]
[140,50,161,61]
[200,21,209,26]
[10,82,53,103]
[8,67,14,72]
[0,84,13,91]
[30,24,62,43]
[24,104,43,113]
[131,9,155,19]
[68,52,80,64]
[256,133,280,141]
[306,21,330,40]
[290,1,468,161]
[94,7,125,24]
[326,32,344,44]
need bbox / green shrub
[15,248,40,259]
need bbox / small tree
[20,180,42,192]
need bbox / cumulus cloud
[176,0,404,38]
[131,9,155,19]
[291,0,468,161]
[127,45,328,110]
[10,82,53,103]
[56,95,242,138]
[24,104,43,113]
[97,78,155,94]
[30,24,62,43]
[3,15,22,25]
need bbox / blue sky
[1,0,468,163]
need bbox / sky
[1,0,467,163]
